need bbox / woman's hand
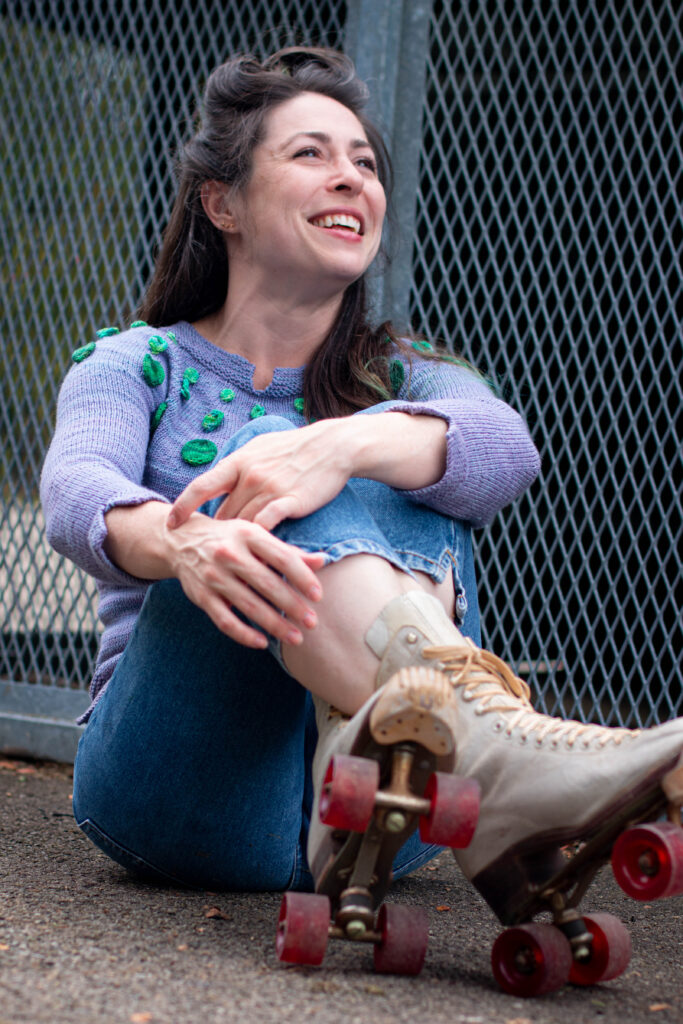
[167,412,448,533]
[103,501,324,649]
[168,419,357,532]
[166,512,324,648]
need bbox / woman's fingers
[201,593,270,648]
[168,461,238,528]
[216,543,318,632]
[248,532,325,601]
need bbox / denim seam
[76,816,191,887]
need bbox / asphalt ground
[0,757,680,1024]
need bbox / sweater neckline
[173,321,307,396]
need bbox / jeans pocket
[76,817,185,885]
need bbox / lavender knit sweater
[40,321,540,720]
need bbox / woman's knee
[217,414,296,459]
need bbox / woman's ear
[200,180,237,233]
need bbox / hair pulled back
[137,47,412,419]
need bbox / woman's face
[227,91,387,298]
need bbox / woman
[41,48,682,978]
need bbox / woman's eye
[357,157,377,173]
[294,147,319,158]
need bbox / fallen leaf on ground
[436,905,451,912]
[649,1005,672,1013]
[0,944,10,951]
[506,1018,533,1024]
[176,944,188,951]
[204,906,231,920]
[364,984,386,996]
[131,1015,153,1023]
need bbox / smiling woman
[39,45,683,982]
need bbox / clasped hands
[166,419,358,650]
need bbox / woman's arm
[103,500,324,648]
[41,335,323,647]
[167,412,445,533]
[168,361,540,531]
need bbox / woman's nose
[330,158,364,193]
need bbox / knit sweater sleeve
[368,355,541,527]
[40,336,170,585]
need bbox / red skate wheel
[275,892,330,965]
[319,754,379,832]
[373,904,429,975]
[569,912,631,986]
[612,822,683,901]
[492,924,572,997]
[418,772,480,848]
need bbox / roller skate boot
[276,659,480,974]
[418,637,683,995]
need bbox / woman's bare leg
[282,554,455,714]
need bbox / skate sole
[471,749,682,926]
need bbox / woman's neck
[192,285,343,389]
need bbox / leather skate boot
[365,591,683,991]
[277,662,478,973]
[307,666,479,921]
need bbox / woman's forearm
[104,501,178,579]
[344,412,448,490]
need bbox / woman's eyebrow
[282,130,373,150]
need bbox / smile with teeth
[310,213,362,234]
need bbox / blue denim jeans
[73,415,480,892]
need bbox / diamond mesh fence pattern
[411,0,682,726]
[1,0,680,733]
[0,0,346,691]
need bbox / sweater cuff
[88,491,171,587]
[386,401,469,509]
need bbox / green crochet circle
[148,334,168,353]
[142,353,165,387]
[293,397,305,413]
[202,409,224,431]
[96,326,119,338]
[220,388,235,402]
[183,367,199,384]
[181,439,218,466]
[412,339,433,352]
[72,342,96,363]
[167,331,177,342]
[151,402,167,433]
[389,359,405,395]
[250,404,266,419]
[130,320,147,328]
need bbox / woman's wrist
[104,500,180,580]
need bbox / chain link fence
[410,0,682,727]
[1,0,680,758]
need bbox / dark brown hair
[137,46,425,419]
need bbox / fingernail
[167,511,177,529]
[285,629,303,645]
[309,585,322,600]
[303,612,317,628]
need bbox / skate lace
[424,642,639,748]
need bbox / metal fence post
[345,0,433,326]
